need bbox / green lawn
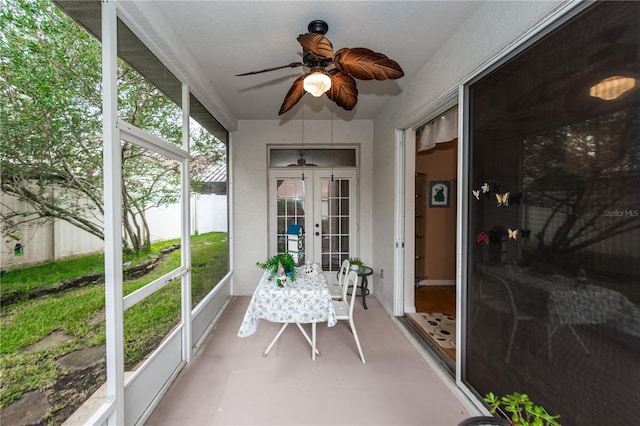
[0,232,228,408]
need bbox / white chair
[328,259,350,300]
[332,270,366,363]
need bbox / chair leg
[349,318,366,364]
[505,319,517,363]
[470,306,480,334]
[536,324,555,360]
[568,325,590,356]
[547,324,554,361]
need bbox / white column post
[181,83,192,362]
[102,1,125,424]
[394,129,406,316]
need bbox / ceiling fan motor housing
[308,20,328,35]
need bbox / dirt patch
[49,363,106,426]
[5,342,107,425]
[1,363,107,426]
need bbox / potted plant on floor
[459,392,560,426]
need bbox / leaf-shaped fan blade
[334,47,404,80]
[326,72,358,111]
[236,62,304,76]
[297,33,334,59]
[279,75,307,115]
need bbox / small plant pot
[350,265,361,272]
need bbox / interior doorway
[406,106,458,365]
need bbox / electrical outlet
[380,269,384,278]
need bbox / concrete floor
[144,295,480,425]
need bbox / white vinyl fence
[0,193,227,270]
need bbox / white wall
[231,119,373,295]
[371,1,564,314]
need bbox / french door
[269,169,358,285]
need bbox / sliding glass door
[463,2,640,424]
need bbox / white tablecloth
[238,268,337,337]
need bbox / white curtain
[417,107,458,152]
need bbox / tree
[523,108,640,260]
[0,0,224,254]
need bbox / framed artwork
[429,180,450,208]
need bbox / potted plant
[257,253,296,281]
[347,257,364,271]
[459,392,560,426]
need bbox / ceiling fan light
[589,76,636,101]
[303,71,331,97]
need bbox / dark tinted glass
[466,2,640,425]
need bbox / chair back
[344,270,359,315]
[478,272,517,320]
[338,259,350,287]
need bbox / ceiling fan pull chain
[331,104,335,181]
[302,106,305,180]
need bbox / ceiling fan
[236,19,405,115]
[287,151,317,167]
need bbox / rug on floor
[407,312,456,349]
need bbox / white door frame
[268,168,358,285]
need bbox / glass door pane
[275,178,306,256]
[270,169,357,283]
[319,178,350,272]
[269,170,312,263]
[314,170,357,284]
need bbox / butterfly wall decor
[520,229,531,240]
[476,232,489,245]
[473,182,496,200]
[496,192,510,207]
[508,228,518,240]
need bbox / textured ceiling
[118,1,482,121]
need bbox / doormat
[407,312,456,349]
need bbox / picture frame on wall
[429,180,450,208]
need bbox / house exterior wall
[371,1,564,313]
[231,119,373,295]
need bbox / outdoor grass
[0,238,186,300]
[0,232,228,408]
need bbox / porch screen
[464,2,640,425]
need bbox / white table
[238,268,337,360]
